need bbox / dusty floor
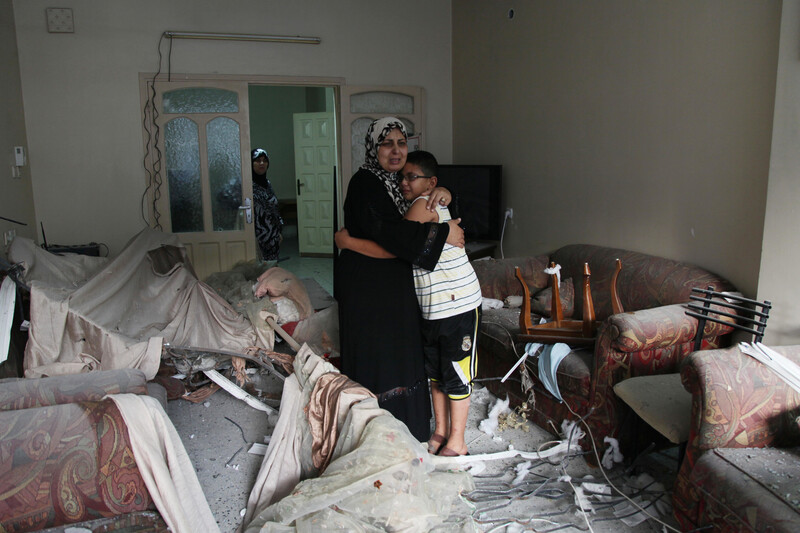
[166,228,680,532]
[168,375,681,533]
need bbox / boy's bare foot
[427,433,448,455]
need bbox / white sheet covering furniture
[9,228,259,379]
[241,345,476,532]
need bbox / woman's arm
[335,228,395,259]
[406,198,465,247]
[345,170,452,271]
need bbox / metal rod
[685,310,766,338]
[687,297,771,318]
[0,215,27,225]
[690,287,771,309]
[164,31,320,45]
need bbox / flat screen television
[434,164,502,241]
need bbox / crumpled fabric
[544,263,562,285]
[244,398,476,533]
[253,267,314,320]
[108,393,220,533]
[482,297,504,310]
[305,372,376,472]
[241,346,477,533]
[12,229,258,380]
[537,342,571,402]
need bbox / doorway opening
[141,72,423,296]
[248,84,337,294]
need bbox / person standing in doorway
[251,148,284,261]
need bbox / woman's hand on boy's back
[426,187,452,211]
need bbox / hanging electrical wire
[141,33,168,230]
[499,210,511,258]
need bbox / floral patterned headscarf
[361,117,409,214]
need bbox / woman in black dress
[334,117,464,441]
[251,148,284,261]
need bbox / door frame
[139,75,425,272]
[139,74,344,279]
[139,72,345,227]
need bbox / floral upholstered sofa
[0,370,169,532]
[472,244,736,457]
[673,345,800,532]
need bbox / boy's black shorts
[421,306,481,400]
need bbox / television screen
[434,164,502,241]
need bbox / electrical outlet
[505,207,513,219]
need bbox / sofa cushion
[606,304,698,353]
[687,447,800,533]
[531,278,574,318]
[472,256,550,301]
[0,400,154,531]
[613,373,691,444]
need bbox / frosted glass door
[145,80,255,281]
[165,117,203,233]
[207,117,243,231]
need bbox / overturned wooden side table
[515,258,623,346]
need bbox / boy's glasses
[398,173,432,182]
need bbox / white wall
[12,0,453,255]
[1,0,36,255]
[758,0,800,344]
[453,1,781,297]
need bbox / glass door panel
[165,117,203,233]
[163,87,239,113]
[207,117,243,232]
[349,91,414,114]
[142,78,255,280]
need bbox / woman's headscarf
[361,117,409,213]
[251,148,269,187]
[251,148,269,163]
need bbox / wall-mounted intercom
[14,146,25,166]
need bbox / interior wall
[758,0,800,344]
[0,0,36,256]
[453,1,781,296]
[12,0,452,255]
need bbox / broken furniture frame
[516,259,623,345]
[685,286,771,351]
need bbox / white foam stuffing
[479,396,511,436]
[601,436,623,469]
[513,461,532,485]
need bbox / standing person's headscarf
[251,148,270,188]
[361,117,409,214]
